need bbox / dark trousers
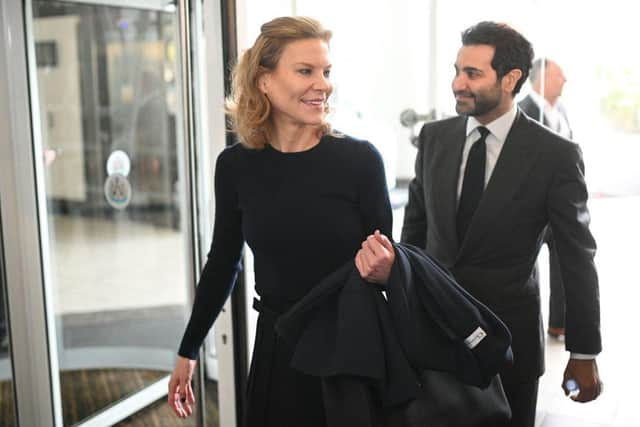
[546,230,566,329]
[502,379,539,427]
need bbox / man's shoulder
[419,115,464,140]
[514,112,578,154]
[425,115,464,129]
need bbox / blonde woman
[168,16,392,426]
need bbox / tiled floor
[47,214,189,313]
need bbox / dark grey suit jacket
[401,110,601,383]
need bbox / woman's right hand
[168,355,197,418]
[355,230,395,285]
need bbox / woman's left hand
[168,356,197,418]
[355,230,395,285]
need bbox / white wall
[234,0,437,181]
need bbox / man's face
[452,44,505,123]
[543,60,567,104]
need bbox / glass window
[29,1,218,424]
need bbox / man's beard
[454,86,501,117]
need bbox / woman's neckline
[266,135,328,155]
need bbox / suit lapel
[456,112,539,261]
[430,118,466,256]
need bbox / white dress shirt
[457,103,517,200]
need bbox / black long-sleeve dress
[177,133,393,427]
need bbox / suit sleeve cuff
[570,352,597,360]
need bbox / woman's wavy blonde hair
[225,16,333,149]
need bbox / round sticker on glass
[104,174,132,210]
[106,150,131,177]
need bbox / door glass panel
[29,1,218,424]
[0,209,16,427]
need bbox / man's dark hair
[461,21,534,96]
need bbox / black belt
[252,297,280,323]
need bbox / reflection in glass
[0,221,16,426]
[30,1,218,424]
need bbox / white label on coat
[464,327,487,349]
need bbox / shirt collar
[465,103,518,143]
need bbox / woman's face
[260,38,332,130]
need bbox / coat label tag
[464,327,487,349]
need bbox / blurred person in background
[520,57,571,340]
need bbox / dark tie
[457,126,489,244]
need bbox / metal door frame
[0,0,61,424]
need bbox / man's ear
[502,69,523,94]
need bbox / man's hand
[563,358,603,402]
[355,230,395,285]
[168,356,197,418]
